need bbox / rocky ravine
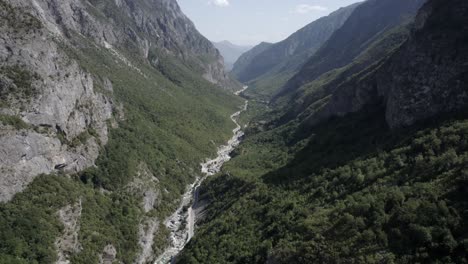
[155,87,249,264]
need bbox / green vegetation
[62,33,242,191]
[61,128,101,148]
[0,174,144,264]
[178,3,468,263]
[178,107,468,264]
[0,100,8,108]
[70,185,143,264]
[64,34,240,261]
[0,0,42,31]
[244,71,293,102]
[0,66,40,102]
[0,175,82,264]
[0,23,242,264]
[0,114,29,129]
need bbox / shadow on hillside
[261,105,468,187]
[262,104,389,185]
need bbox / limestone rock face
[0,1,113,202]
[0,0,238,202]
[292,0,468,129]
[55,199,83,264]
[21,0,235,89]
[126,162,161,263]
[383,0,468,127]
[135,218,159,264]
[99,244,118,264]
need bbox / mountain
[1,0,468,263]
[276,0,426,99]
[0,0,243,263]
[231,41,273,77]
[231,3,359,99]
[291,0,468,129]
[270,0,427,128]
[177,0,468,263]
[212,40,252,71]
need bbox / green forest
[178,105,468,263]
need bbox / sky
[177,0,361,46]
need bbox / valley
[156,87,248,264]
[0,0,467,263]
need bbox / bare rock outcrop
[135,218,159,264]
[55,199,83,264]
[0,0,239,201]
[128,162,160,213]
[0,0,113,202]
[99,244,118,264]
[12,0,237,90]
[127,162,161,263]
[299,0,468,129]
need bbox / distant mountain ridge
[231,42,273,77]
[212,40,253,71]
[178,0,468,263]
[270,0,429,130]
[295,0,468,129]
[278,0,426,98]
[231,2,360,99]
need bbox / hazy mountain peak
[212,40,253,71]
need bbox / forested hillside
[0,0,242,263]
[178,0,468,263]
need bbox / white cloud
[208,0,230,7]
[293,4,328,14]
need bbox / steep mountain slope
[212,40,252,71]
[277,0,426,99]
[0,0,243,263]
[177,0,468,263]
[231,4,359,100]
[231,42,272,77]
[232,4,358,83]
[278,0,467,130]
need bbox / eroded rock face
[383,0,468,127]
[128,162,160,213]
[135,218,159,264]
[0,1,113,202]
[299,0,468,129]
[99,244,118,264]
[0,0,235,202]
[14,0,236,90]
[55,199,83,264]
[126,162,160,263]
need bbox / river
[154,86,248,264]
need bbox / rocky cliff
[0,0,242,263]
[15,0,236,89]
[0,0,114,202]
[0,0,237,202]
[278,0,426,99]
[298,0,468,128]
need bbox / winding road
[154,86,249,264]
